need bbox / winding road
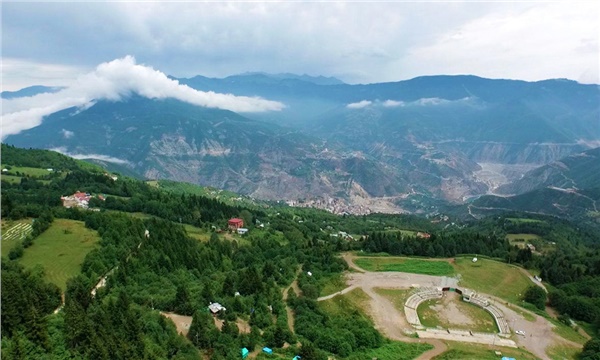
[316,253,583,360]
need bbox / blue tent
[501,357,516,360]
[241,348,249,358]
[293,356,301,360]
[262,347,273,354]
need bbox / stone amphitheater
[404,286,511,337]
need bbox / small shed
[241,348,249,359]
[262,347,273,355]
[208,302,226,314]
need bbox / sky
[2,1,599,91]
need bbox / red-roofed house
[416,232,431,239]
[228,218,244,230]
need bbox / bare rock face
[6,75,599,213]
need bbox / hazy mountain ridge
[1,85,63,99]
[497,147,600,195]
[4,97,410,207]
[5,74,599,214]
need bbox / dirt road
[282,268,302,334]
[161,312,192,336]
[326,253,582,360]
[328,254,448,359]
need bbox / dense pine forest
[2,144,600,359]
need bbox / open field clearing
[506,233,542,242]
[183,224,211,242]
[348,341,433,360]
[546,343,581,360]
[19,219,99,290]
[417,292,498,333]
[1,165,54,177]
[454,257,531,304]
[374,288,413,312]
[384,229,419,237]
[506,218,545,224]
[1,174,22,184]
[432,341,538,360]
[318,273,348,297]
[354,257,454,276]
[319,287,372,318]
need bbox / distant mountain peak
[234,72,345,85]
[1,85,64,99]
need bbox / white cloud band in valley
[346,97,474,109]
[1,56,284,139]
[49,147,130,165]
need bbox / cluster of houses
[330,231,355,241]
[61,191,105,209]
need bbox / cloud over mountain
[346,100,372,109]
[1,56,284,138]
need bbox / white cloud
[382,100,405,108]
[1,56,285,138]
[346,100,372,109]
[1,58,85,91]
[61,129,74,139]
[414,98,450,106]
[50,147,130,165]
[2,3,597,87]
[401,3,599,84]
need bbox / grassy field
[2,166,53,177]
[416,295,498,333]
[318,273,348,297]
[1,219,33,255]
[320,287,372,319]
[454,257,531,304]
[506,233,542,242]
[348,341,433,360]
[506,218,544,224]
[183,224,211,242]
[433,341,538,360]
[375,288,413,312]
[546,343,581,360]
[384,229,419,237]
[354,257,455,276]
[19,219,100,290]
[551,321,589,345]
[1,174,22,184]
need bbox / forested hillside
[2,146,600,359]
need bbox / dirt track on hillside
[328,254,448,359]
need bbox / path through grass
[320,287,372,319]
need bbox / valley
[1,145,599,360]
[4,75,599,217]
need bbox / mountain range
[4,73,600,215]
